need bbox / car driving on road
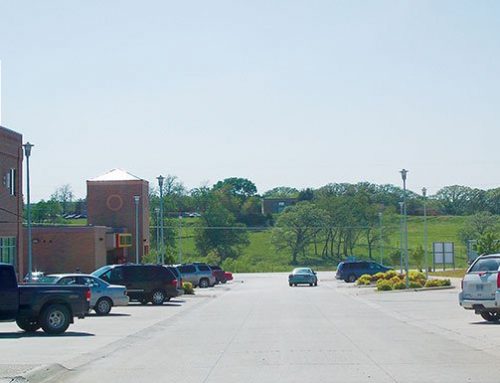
[41,274,129,315]
[289,268,318,287]
[459,254,500,321]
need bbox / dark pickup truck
[0,264,90,334]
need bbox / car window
[59,277,77,285]
[0,267,17,288]
[80,277,101,287]
[198,265,210,272]
[470,258,500,273]
[110,268,124,283]
[179,265,196,273]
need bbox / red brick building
[87,169,150,263]
[23,226,111,274]
[0,126,23,278]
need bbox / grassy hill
[169,215,469,272]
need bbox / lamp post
[378,212,383,265]
[400,169,409,288]
[399,202,404,274]
[157,175,165,264]
[133,195,140,264]
[422,187,428,279]
[155,207,160,263]
[178,212,182,264]
[22,142,34,281]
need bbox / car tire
[95,298,112,316]
[199,278,209,288]
[40,304,70,335]
[309,283,313,286]
[347,274,356,283]
[289,283,293,287]
[221,279,227,284]
[151,290,166,305]
[481,311,500,322]
[314,281,318,286]
[16,317,40,332]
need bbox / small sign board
[433,242,455,271]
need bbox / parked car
[289,268,318,287]
[164,265,183,291]
[41,274,129,315]
[336,261,391,283]
[177,263,216,288]
[459,254,500,321]
[23,271,45,283]
[224,271,233,282]
[0,263,89,334]
[92,264,180,305]
[210,265,227,284]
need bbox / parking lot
[2,273,500,383]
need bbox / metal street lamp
[22,142,34,281]
[157,175,165,264]
[178,212,182,264]
[400,169,409,288]
[378,212,383,265]
[155,207,160,263]
[399,201,404,274]
[134,195,140,264]
[422,187,428,279]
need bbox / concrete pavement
[2,273,500,382]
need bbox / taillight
[86,289,91,302]
[496,273,500,289]
[171,279,178,287]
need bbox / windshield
[92,266,112,277]
[293,268,311,274]
[469,258,500,273]
[37,276,59,284]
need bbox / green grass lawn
[157,215,469,272]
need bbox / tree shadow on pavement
[0,331,95,339]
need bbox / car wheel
[95,298,112,316]
[314,281,318,286]
[16,317,40,332]
[199,278,209,288]
[289,283,293,287]
[151,290,166,305]
[347,274,356,283]
[221,279,227,284]
[309,283,313,286]
[481,311,500,322]
[40,304,70,335]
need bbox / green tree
[194,199,250,261]
[213,177,257,198]
[50,184,74,215]
[459,212,499,245]
[272,202,329,264]
[411,245,425,271]
[474,232,500,255]
[263,186,299,198]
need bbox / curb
[24,364,70,383]
[374,285,456,293]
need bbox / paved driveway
[2,273,500,383]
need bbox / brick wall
[87,179,150,262]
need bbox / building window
[0,237,16,264]
[3,169,16,196]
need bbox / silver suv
[459,254,500,321]
[177,263,216,288]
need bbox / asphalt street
[2,273,500,383]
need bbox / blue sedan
[288,268,318,287]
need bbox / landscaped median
[355,270,452,291]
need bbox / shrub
[384,270,398,280]
[389,276,401,285]
[182,281,195,295]
[424,279,451,288]
[409,281,423,289]
[393,281,407,290]
[356,274,373,285]
[376,279,393,291]
[409,271,426,283]
[372,272,386,282]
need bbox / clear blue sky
[1,1,499,201]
